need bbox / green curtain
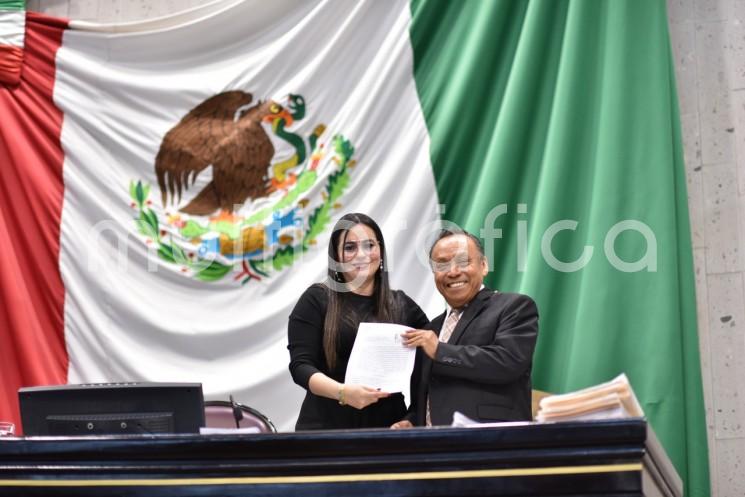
[410,0,709,495]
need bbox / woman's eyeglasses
[342,239,380,256]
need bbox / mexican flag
[0,0,708,495]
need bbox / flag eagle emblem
[129,90,357,285]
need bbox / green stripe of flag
[409,1,708,496]
[0,0,25,11]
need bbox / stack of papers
[535,373,644,422]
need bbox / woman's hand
[307,373,390,410]
[402,329,440,359]
[342,384,391,410]
[390,419,414,429]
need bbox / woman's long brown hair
[323,213,396,369]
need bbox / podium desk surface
[0,418,681,497]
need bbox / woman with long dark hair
[287,213,428,430]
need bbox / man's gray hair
[429,229,485,258]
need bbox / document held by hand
[345,323,416,407]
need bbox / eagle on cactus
[154,91,311,217]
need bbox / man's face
[430,234,488,309]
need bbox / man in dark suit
[393,230,538,427]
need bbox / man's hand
[402,329,440,359]
[390,419,414,429]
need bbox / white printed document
[345,322,416,407]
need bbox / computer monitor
[18,382,205,436]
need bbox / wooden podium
[0,418,681,497]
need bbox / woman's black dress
[288,284,429,430]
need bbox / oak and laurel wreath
[129,134,355,284]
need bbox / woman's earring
[380,261,384,271]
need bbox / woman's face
[337,223,381,294]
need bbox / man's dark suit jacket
[409,288,539,425]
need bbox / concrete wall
[23,1,742,494]
[25,0,203,21]
[668,0,745,494]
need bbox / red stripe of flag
[0,12,69,433]
[0,45,24,86]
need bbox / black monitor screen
[18,383,205,436]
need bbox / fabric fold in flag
[0,2,26,85]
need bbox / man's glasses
[342,239,380,256]
[430,256,473,273]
